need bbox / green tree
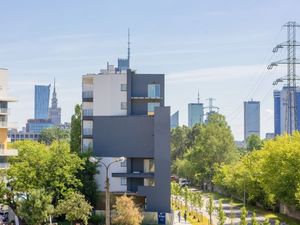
[171,182,181,208]
[112,195,143,225]
[251,212,259,225]
[239,207,248,225]
[70,104,81,153]
[8,140,84,205]
[217,200,226,225]
[56,191,92,225]
[246,134,262,151]
[177,113,239,187]
[207,194,214,225]
[17,189,54,225]
[171,126,189,160]
[262,218,271,225]
[39,126,70,145]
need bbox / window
[121,102,127,110]
[121,159,127,167]
[144,159,155,173]
[147,102,160,115]
[148,84,160,98]
[121,178,127,186]
[144,178,155,186]
[121,84,127,91]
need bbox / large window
[147,102,160,115]
[121,102,127,110]
[121,178,127,186]
[121,84,127,91]
[144,159,155,173]
[148,84,160,98]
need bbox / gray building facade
[244,100,260,140]
[82,67,170,213]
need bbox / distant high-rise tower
[117,29,131,71]
[34,85,50,119]
[274,87,300,135]
[244,100,260,140]
[188,93,204,128]
[49,79,61,125]
[171,111,179,129]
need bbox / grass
[202,191,300,225]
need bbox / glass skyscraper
[274,87,300,135]
[34,85,50,119]
[188,103,204,128]
[244,100,260,141]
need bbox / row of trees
[213,132,300,209]
[171,113,240,188]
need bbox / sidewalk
[173,210,191,225]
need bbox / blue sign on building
[158,212,166,225]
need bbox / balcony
[112,172,154,178]
[0,108,9,114]
[82,91,93,102]
[0,121,17,128]
[0,149,18,156]
[0,163,9,169]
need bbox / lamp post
[89,156,125,225]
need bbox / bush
[89,214,105,225]
[112,195,143,225]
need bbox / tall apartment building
[274,88,300,135]
[170,111,179,129]
[188,103,204,128]
[49,80,61,125]
[82,65,170,213]
[244,100,260,140]
[0,69,18,172]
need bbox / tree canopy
[213,132,300,208]
[70,104,81,153]
[173,113,239,187]
[39,126,70,145]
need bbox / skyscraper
[274,87,300,135]
[170,111,179,129]
[244,100,260,140]
[49,79,61,125]
[34,85,50,119]
[188,103,204,128]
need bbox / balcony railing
[82,91,93,99]
[0,121,17,128]
[0,163,9,169]
[0,149,18,156]
[83,109,93,117]
[83,128,93,136]
[0,108,8,114]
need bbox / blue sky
[2,0,300,140]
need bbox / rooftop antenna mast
[268,21,300,134]
[197,91,200,103]
[128,28,130,68]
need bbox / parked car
[179,178,190,187]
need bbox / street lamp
[89,156,125,225]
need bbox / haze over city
[1,0,300,140]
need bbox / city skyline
[1,0,300,140]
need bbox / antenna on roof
[128,28,130,68]
[197,91,200,103]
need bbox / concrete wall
[93,74,127,116]
[138,107,171,213]
[93,115,154,158]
